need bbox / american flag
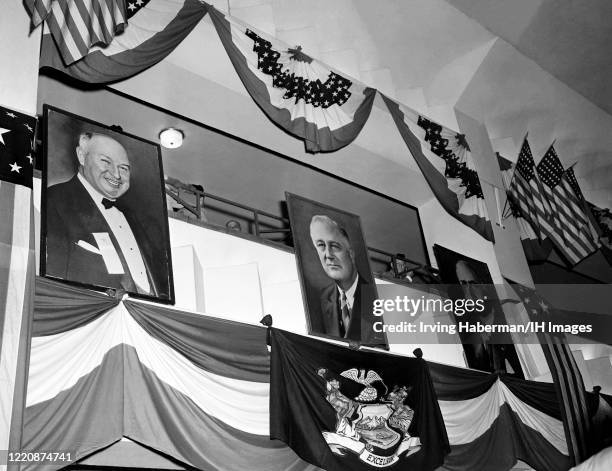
[536,146,598,263]
[0,105,36,465]
[508,139,587,265]
[564,167,584,201]
[0,107,37,188]
[25,0,128,65]
[497,152,553,262]
[510,282,591,464]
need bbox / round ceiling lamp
[159,128,184,149]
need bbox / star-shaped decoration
[24,123,33,132]
[538,300,549,313]
[9,162,22,173]
[0,127,9,145]
[26,154,33,164]
[128,3,136,11]
[6,112,16,118]
[135,0,143,5]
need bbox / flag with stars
[38,0,208,83]
[0,105,37,467]
[0,105,37,188]
[507,281,591,465]
[507,138,585,266]
[381,94,494,242]
[207,5,376,153]
[536,145,599,263]
[497,152,553,262]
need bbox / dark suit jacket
[45,176,170,300]
[317,276,385,345]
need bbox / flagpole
[494,187,505,228]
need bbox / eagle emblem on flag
[317,367,421,468]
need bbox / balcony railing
[165,179,439,281]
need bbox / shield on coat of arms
[354,403,402,453]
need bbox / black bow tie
[102,198,118,210]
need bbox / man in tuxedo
[309,215,383,345]
[45,131,168,299]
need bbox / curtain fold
[33,276,119,336]
[25,280,573,470]
[124,299,269,383]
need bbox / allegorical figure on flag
[43,107,173,303]
[270,329,449,471]
[317,367,422,468]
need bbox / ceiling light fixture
[159,128,184,149]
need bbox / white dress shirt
[337,274,359,310]
[78,174,151,293]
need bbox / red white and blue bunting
[207,4,376,153]
[23,279,573,471]
[382,94,494,242]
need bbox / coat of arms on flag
[270,329,449,471]
[318,367,422,468]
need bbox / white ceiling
[447,0,612,115]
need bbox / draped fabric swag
[32,1,495,242]
[22,278,572,471]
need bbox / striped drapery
[22,278,573,471]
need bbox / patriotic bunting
[25,279,578,470]
[207,5,376,153]
[381,94,494,242]
[38,0,208,83]
[430,361,570,471]
[25,0,128,66]
[24,278,314,471]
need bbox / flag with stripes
[536,145,599,263]
[207,5,376,153]
[0,105,37,467]
[497,152,553,262]
[24,287,318,470]
[37,0,208,83]
[508,281,591,464]
[565,167,584,201]
[508,139,586,266]
[25,0,127,65]
[382,94,494,242]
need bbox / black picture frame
[433,244,523,377]
[286,192,387,348]
[41,105,175,304]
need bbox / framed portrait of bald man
[41,105,175,304]
[286,193,386,348]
